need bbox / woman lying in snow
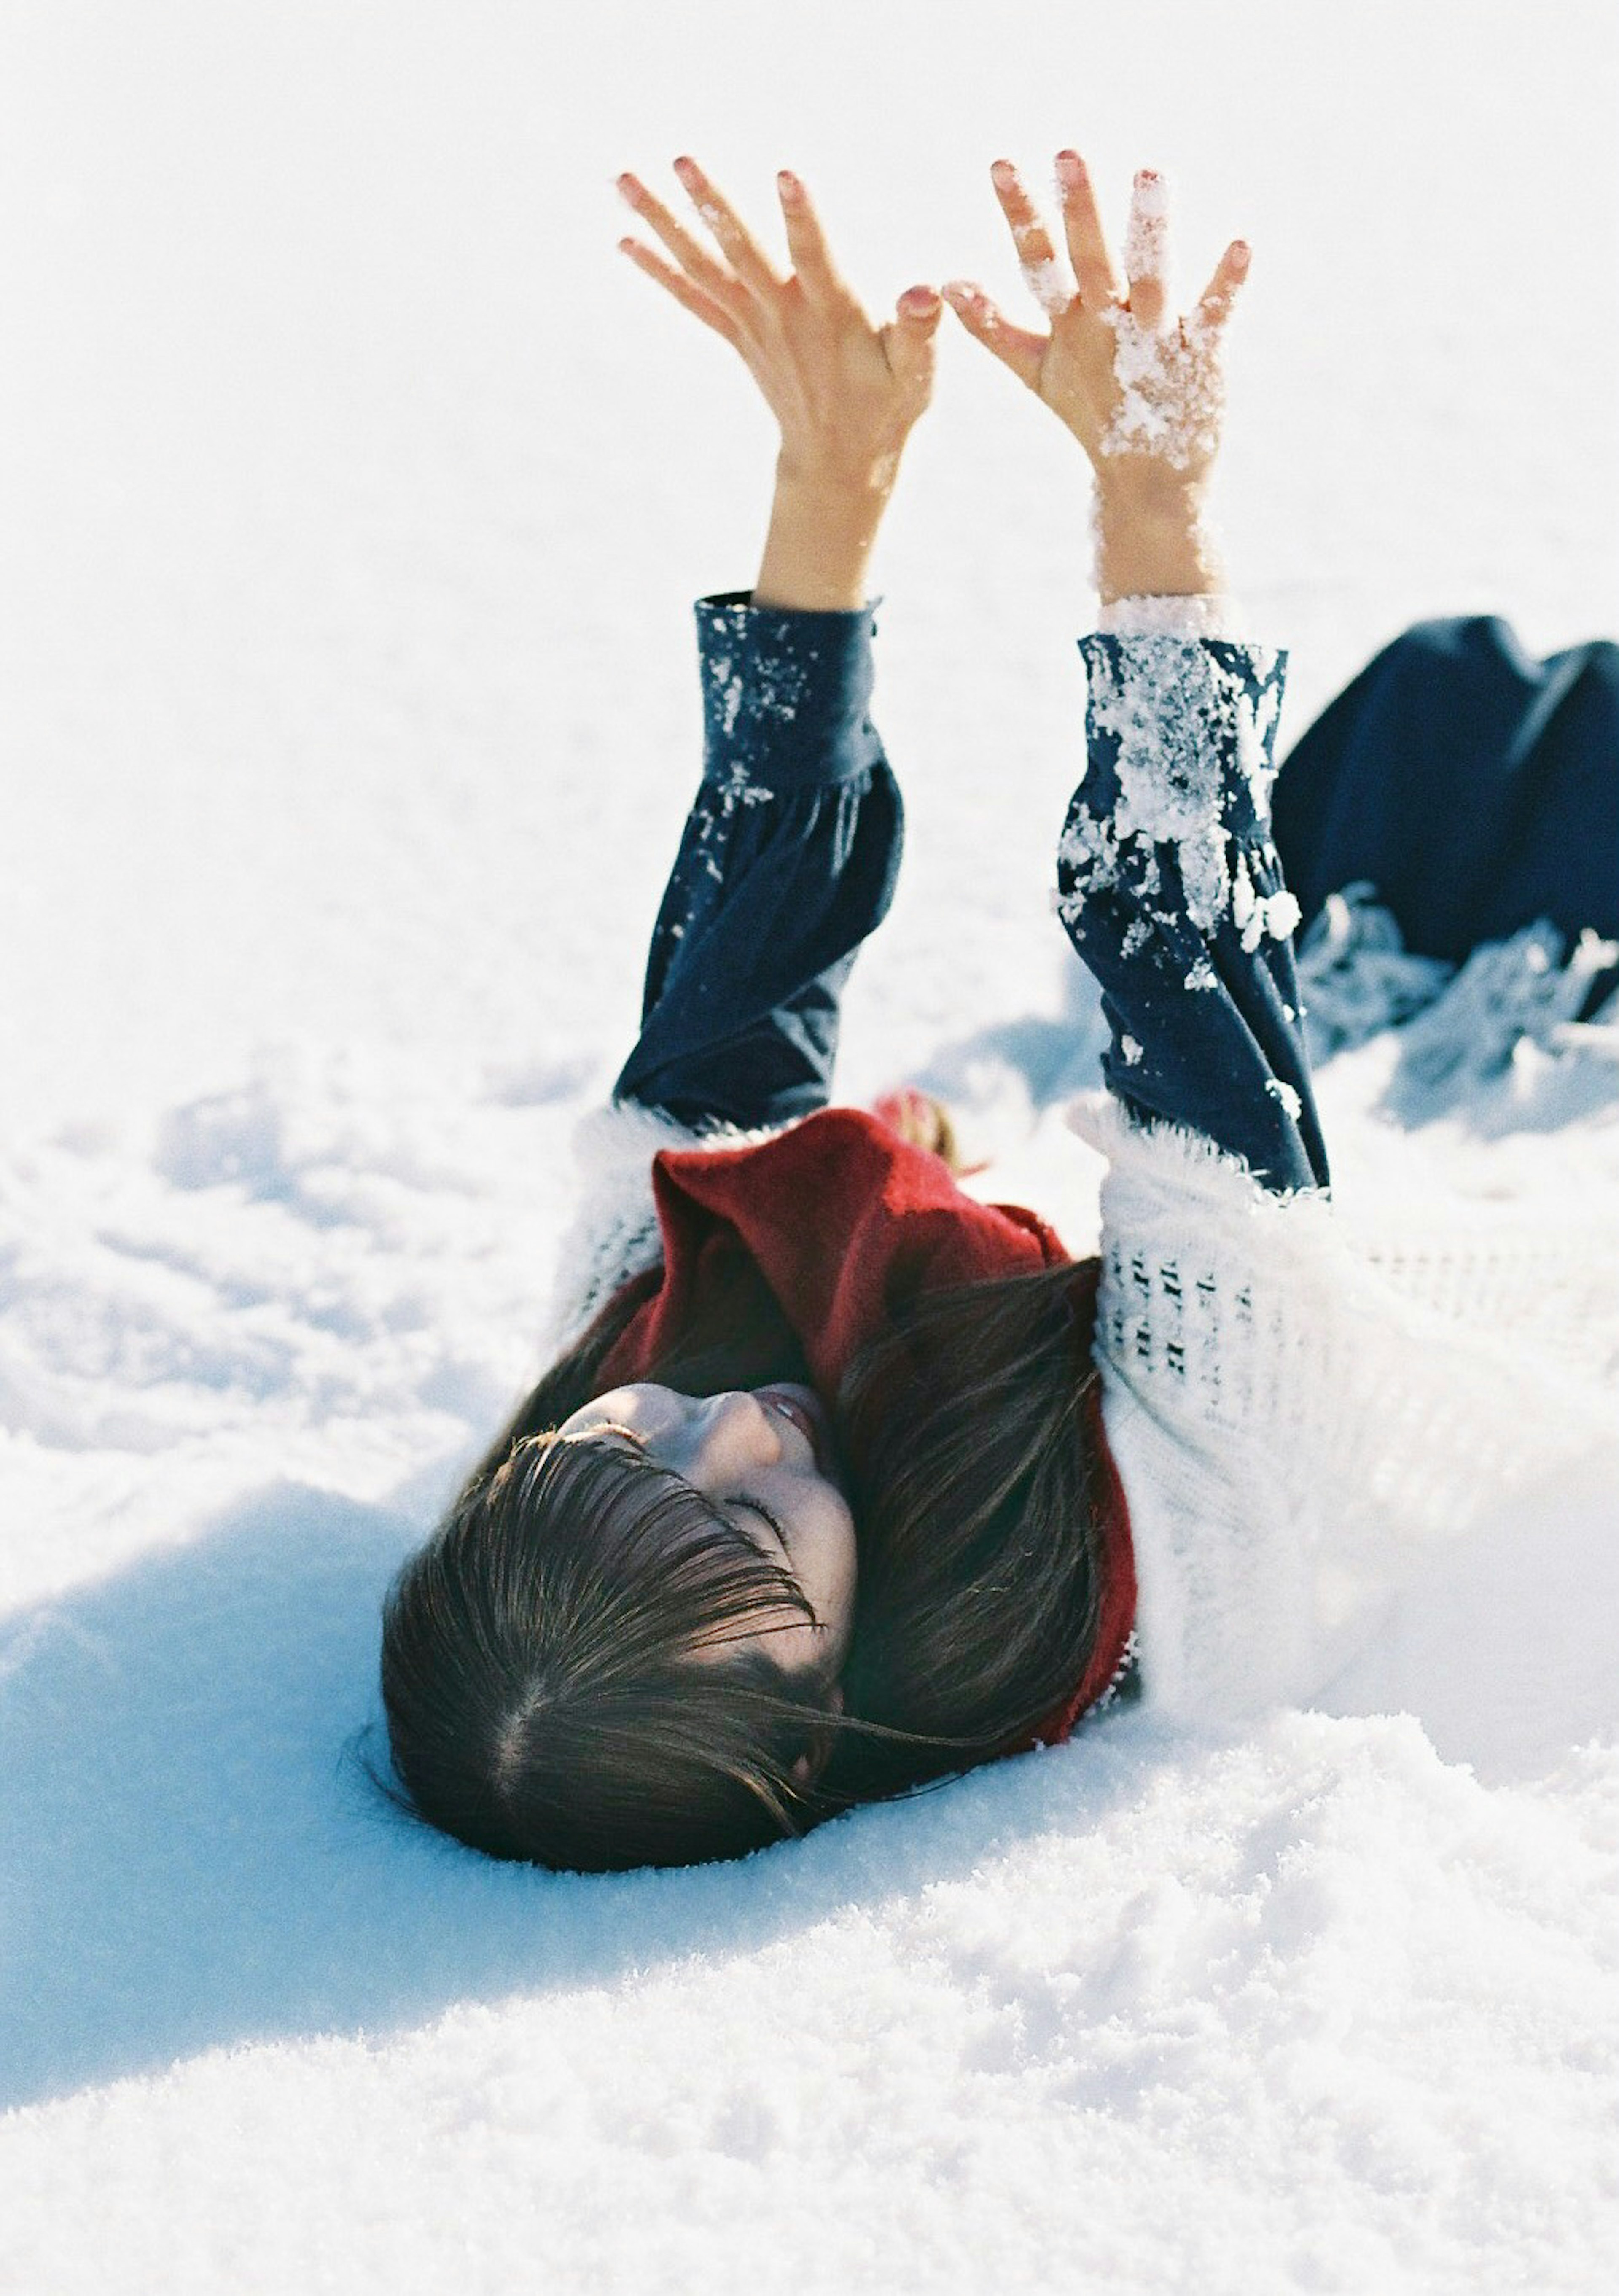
[379,154,1619,1872]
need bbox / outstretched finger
[941,280,1046,392]
[673,155,784,298]
[618,236,742,347]
[775,171,859,310]
[990,159,1073,318]
[1193,238,1251,334]
[618,172,741,311]
[1123,168,1170,329]
[1054,150,1123,307]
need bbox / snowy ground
[3,5,1618,2291]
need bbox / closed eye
[726,1498,819,1632]
[728,1495,789,1555]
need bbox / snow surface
[2,4,1618,2291]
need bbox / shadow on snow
[0,1484,1151,2112]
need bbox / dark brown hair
[380,1243,1107,1870]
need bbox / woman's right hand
[943,155,1250,600]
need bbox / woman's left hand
[619,158,942,498]
[944,154,1249,600]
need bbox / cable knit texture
[1069,1093,1619,1723]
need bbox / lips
[758,1384,829,1478]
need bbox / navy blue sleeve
[613,592,903,1132]
[1056,633,1330,1195]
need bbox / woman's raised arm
[603,163,935,1138]
[948,155,1324,1193]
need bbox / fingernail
[1231,242,1251,270]
[901,285,940,314]
[991,158,1017,183]
[673,155,697,178]
[777,169,801,199]
[616,173,639,202]
[1056,150,1085,179]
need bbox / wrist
[753,459,897,613]
[1092,469,1221,604]
[772,444,902,501]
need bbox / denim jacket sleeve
[1057,632,1330,1195]
[613,592,903,1133]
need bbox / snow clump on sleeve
[1065,639,1289,940]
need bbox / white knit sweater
[545,601,1619,1727]
[1071,1090,1619,1718]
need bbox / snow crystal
[1121,1034,1144,1066]
[1268,888,1302,940]
[1100,306,1224,470]
[711,759,773,814]
[1264,1075,1302,1119]
[1120,169,1170,294]
[1231,851,1302,951]
[703,636,810,737]
[1074,638,1287,942]
[1097,592,1240,640]
[1121,916,1152,958]
[1020,253,1070,318]
[1097,175,1225,475]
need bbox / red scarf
[597,1106,1136,1740]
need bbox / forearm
[1058,632,1329,1195]
[615,591,902,1130]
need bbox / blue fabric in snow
[617,594,1327,1201]
[1057,635,1329,1196]
[613,592,903,1132]
[1272,616,1619,979]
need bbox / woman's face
[554,1381,858,1685]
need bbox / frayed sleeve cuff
[1097,594,1246,641]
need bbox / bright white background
[1,6,1616,2292]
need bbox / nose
[680,1389,780,1482]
